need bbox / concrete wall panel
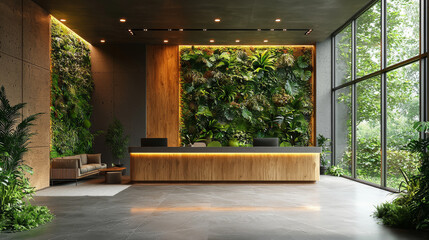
[0,0,50,190]
[0,53,23,105]
[0,0,22,59]
[23,0,50,70]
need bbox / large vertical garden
[50,17,95,158]
[180,46,314,147]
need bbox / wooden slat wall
[146,45,180,147]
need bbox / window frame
[331,0,428,191]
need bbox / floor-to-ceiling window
[332,0,427,190]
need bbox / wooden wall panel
[146,45,180,146]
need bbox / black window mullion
[331,36,336,166]
[351,20,357,179]
[380,0,387,187]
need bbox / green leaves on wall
[50,18,94,158]
[180,46,314,146]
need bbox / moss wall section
[0,0,51,190]
[180,46,315,146]
[50,18,94,158]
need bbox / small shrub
[326,166,345,176]
[373,202,414,228]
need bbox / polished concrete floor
[1,176,427,240]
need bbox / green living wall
[50,18,94,158]
[180,46,314,146]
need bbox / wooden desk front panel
[130,153,320,181]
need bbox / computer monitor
[253,138,279,147]
[141,138,168,147]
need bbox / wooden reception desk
[129,147,321,182]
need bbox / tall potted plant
[105,118,129,167]
[317,134,331,175]
[0,86,53,231]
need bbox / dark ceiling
[33,0,372,45]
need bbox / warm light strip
[179,45,314,48]
[131,205,320,213]
[130,153,318,156]
[51,16,91,46]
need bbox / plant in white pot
[105,118,129,167]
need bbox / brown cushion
[87,153,101,164]
[62,155,82,168]
[80,154,88,165]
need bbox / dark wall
[90,44,146,175]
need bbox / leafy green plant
[50,17,95,158]
[180,46,314,146]
[373,121,429,230]
[317,134,331,168]
[326,165,345,176]
[0,86,53,232]
[105,119,129,166]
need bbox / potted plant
[0,86,53,231]
[317,134,331,175]
[105,118,129,167]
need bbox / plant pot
[320,166,328,175]
[114,163,124,167]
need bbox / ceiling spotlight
[214,18,221,22]
[275,18,281,22]
[235,39,240,43]
[257,29,261,31]
[210,39,215,43]
[270,29,274,31]
[119,18,126,23]
[143,28,148,31]
[283,29,287,31]
[305,29,313,35]
[179,29,184,31]
[163,40,169,43]
[263,39,268,43]
[100,39,106,43]
[128,29,134,35]
[203,29,207,31]
[60,19,66,22]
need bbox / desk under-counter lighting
[129,147,321,182]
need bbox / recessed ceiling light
[100,39,106,43]
[275,18,281,22]
[264,39,268,43]
[235,39,240,43]
[60,19,66,22]
[210,39,215,43]
[164,40,169,43]
[119,18,126,22]
[179,29,184,31]
[214,18,221,22]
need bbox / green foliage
[50,18,94,158]
[373,203,414,228]
[317,134,331,167]
[207,141,222,147]
[105,119,129,164]
[0,86,53,232]
[374,122,429,230]
[326,165,345,176]
[180,46,314,146]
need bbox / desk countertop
[129,146,321,153]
